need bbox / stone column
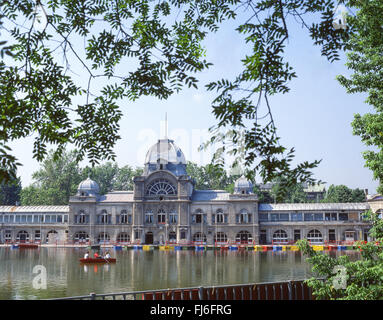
[111,206,117,225]
[336,228,342,243]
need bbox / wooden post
[198,286,204,300]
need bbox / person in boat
[94,251,102,259]
[84,251,90,259]
[104,251,111,259]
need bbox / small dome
[234,175,253,194]
[78,177,100,196]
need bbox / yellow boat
[312,245,324,251]
[290,245,300,251]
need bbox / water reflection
[0,247,361,300]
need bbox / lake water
[0,247,360,300]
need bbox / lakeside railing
[48,279,315,300]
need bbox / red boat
[18,243,39,249]
[79,258,116,264]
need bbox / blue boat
[114,245,123,251]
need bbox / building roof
[0,206,70,213]
[258,202,369,211]
[366,194,383,201]
[258,182,326,193]
[98,191,134,203]
[191,190,230,201]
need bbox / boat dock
[0,242,362,251]
[113,243,358,251]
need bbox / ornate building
[0,138,376,245]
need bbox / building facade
[0,139,376,245]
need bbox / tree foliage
[0,0,354,199]
[269,178,308,203]
[336,0,383,195]
[20,149,143,205]
[0,0,228,182]
[112,165,143,191]
[20,149,83,205]
[297,2,383,299]
[297,210,383,300]
[200,0,352,197]
[253,177,314,203]
[253,184,274,203]
[0,176,21,205]
[186,161,239,191]
[322,184,365,203]
[82,162,143,194]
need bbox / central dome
[145,139,186,164]
[144,139,187,176]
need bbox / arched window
[120,210,129,224]
[236,209,251,224]
[193,232,207,243]
[117,232,130,243]
[236,231,252,244]
[4,230,12,242]
[214,232,227,243]
[307,229,323,244]
[74,231,89,242]
[78,210,88,224]
[168,232,177,243]
[145,210,154,224]
[157,208,166,224]
[193,209,205,224]
[46,230,58,243]
[272,230,288,244]
[99,210,110,224]
[169,210,177,224]
[16,230,29,242]
[146,179,177,195]
[97,232,110,244]
[216,209,224,223]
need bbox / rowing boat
[79,258,116,264]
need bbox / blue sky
[7,7,379,194]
